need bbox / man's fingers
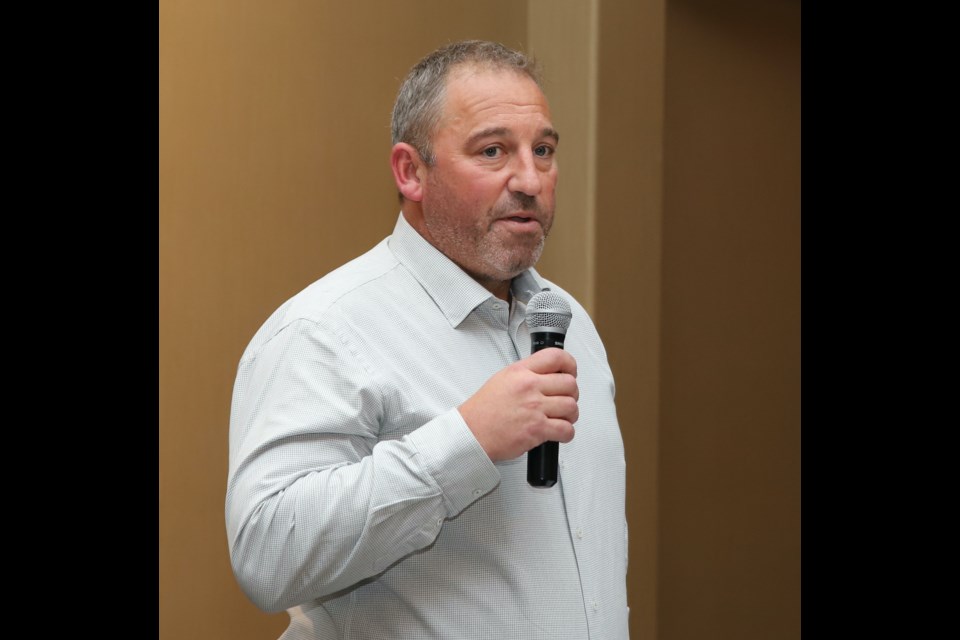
[546,418,576,444]
[539,372,579,400]
[542,394,579,424]
[524,347,577,377]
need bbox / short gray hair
[390,40,543,167]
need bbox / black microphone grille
[525,289,572,333]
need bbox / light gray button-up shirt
[226,214,629,639]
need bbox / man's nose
[507,151,543,197]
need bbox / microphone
[525,288,573,487]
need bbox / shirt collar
[387,213,547,328]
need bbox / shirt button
[592,600,599,611]
[576,528,584,539]
[473,488,484,497]
[492,303,501,310]
[437,518,443,527]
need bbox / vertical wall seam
[584,0,599,315]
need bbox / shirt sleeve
[225,317,501,612]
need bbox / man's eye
[482,147,501,158]
[534,145,554,158]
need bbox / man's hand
[459,348,579,463]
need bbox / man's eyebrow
[541,127,560,144]
[465,127,560,147]
[465,127,510,148]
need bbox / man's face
[418,66,559,292]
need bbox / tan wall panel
[595,2,666,639]
[160,3,527,638]
[658,1,801,639]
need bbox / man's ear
[391,143,426,202]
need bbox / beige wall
[159,1,799,638]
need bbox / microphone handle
[528,331,565,487]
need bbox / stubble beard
[425,192,553,285]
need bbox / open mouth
[493,214,541,232]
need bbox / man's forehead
[441,65,552,124]
[445,63,540,94]
[465,126,560,147]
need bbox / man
[226,40,629,639]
